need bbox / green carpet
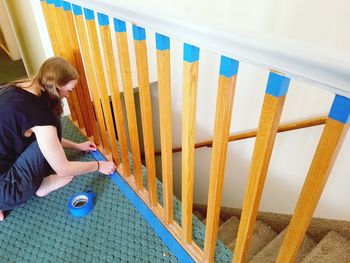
[0,117,232,262]
[0,47,27,85]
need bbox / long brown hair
[5,57,79,117]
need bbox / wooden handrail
[154,115,327,156]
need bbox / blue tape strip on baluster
[97,13,109,26]
[156,33,170,50]
[328,95,350,124]
[132,25,146,41]
[72,4,82,15]
[91,150,194,263]
[113,18,126,32]
[183,44,199,62]
[62,1,71,11]
[219,56,239,77]
[265,72,290,97]
[54,0,62,8]
[83,8,94,20]
[46,0,55,5]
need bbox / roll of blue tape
[68,189,96,217]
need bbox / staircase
[193,208,350,262]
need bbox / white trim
[69,0,350,98]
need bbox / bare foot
[36,174,74,197]
[0,211,4,221]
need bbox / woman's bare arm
[32,126,115,176]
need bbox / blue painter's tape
[97,13,109,26]
[46,0,55,5]
[266,72,290,97]
[54,0,62,8]
[62,1,71,11]
[72,4,82,16]
[156,33,170,50]
[83,8,94,20]
[219,56,239,77]
[132,25,146,41]
[68,190,96,217]
[183,43,199,62]
[113,18,126,32]
[91,150,194,263]
[328,95,350,124]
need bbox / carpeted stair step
[301,231,350,263]
[218,215,241,246]
[249,228,316,263]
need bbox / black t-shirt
[0,86,62,174]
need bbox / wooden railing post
[71,4,111,155]
[181,43,200,244]
[97,13,131,176]
[276,95,350,263]
[132,25,158,206]
[114,18,143,190]
[155,33,174,224]
[62,1,100,144]
[203,56,239,263]
[83,8,121,164]
[233,72,290,263]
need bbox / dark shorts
[0,141,52,211]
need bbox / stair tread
[301,231,350,263]
[193,210,205,222]
[218,215,240,245]
[249,228,316,263]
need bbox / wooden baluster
[62,1,100,144]
[155,33,173,224]
[83,8,120,164]
[55,0,89,134]
[97,13,131,176]
[72,4,110,155]
[114,18,143,190]
[50,0,85,129]
[233,72,290,263]
[132,25,158,206]
[41,0,77,122]
[276,95,350,263]
[203,56,239,262]
[181,43,200,244]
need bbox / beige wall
[4,0,53,75]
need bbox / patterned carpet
[0,117,232,262]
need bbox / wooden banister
[154,115,327,156]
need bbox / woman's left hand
[77,141,97,152]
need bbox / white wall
[130,0,350,220]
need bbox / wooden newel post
[276,95,350,263]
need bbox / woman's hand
[97,161,116,175]
[77,141,97,152]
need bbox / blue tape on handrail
[219,56,239,77]
[68,190,95,217]
[183,44,199,62]
[91,151,194,263]
[328,95,350,124]
[83,8,94,20]
[72,4,82,15]
[46,0,55,5]
[62,1,71,11]
[132,25,146,41]
[54,0,62,8]
[113,18,126,32]
[97,13,109,26]
[156,33,170,50]
[266,72,290,97]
